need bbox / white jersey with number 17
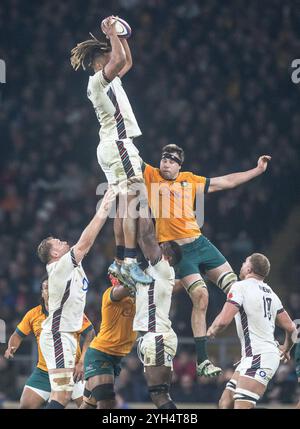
[227,278,284,357]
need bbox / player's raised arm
[101,16,126,81]
[118,38,132,78]
[72,187,116,264]
[208,155,271,193]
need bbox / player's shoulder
[231,279,247,288]
[228,280,248,296]
[25,305,43,320]
[177,171,193,181]
[102,286,115,306]
[144,163,160,177]
[178,171,206,184]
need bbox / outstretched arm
[208,155,271,193]
[72,187,116,264]
[101,16,126,81]
[207,302,239,337]
[4,331,24,359]
[118,39,133,78]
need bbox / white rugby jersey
[42,249,89,333]
[87,70,142,141]
[227,278,284,357]
[133,258,175,333]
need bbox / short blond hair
[37,237,53,264]
[249,253,270,278]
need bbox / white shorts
[137,330,178,368]
[234,352,280,387]
[40,330,77,370]
[97,138,143,185]
[25,380,84,402]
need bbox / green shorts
[175,235,227,279]
[25,367,51,392]
[295,342,300,378]
[84,347,123,381]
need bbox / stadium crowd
[0,0,299,406]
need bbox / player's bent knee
[219,379,236,409]
[92,384,115,402]
[233,388,260,407]
[219,394,233,409]
[217,272,237,294]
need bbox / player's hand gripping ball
[101,16,131,39]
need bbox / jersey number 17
[263,296,272,320]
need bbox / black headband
[161,152,182,166]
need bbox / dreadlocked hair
[70,32,111,71]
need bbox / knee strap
[225,379,237,392]
[92,384,115,402]
[186,279,207,295]
[83,388,97,407]
[234,388,260,405]
[217,272,237,294]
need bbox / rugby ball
[102,17,132,39]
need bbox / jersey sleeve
[226,283,244,308]
[16,311,33,337]
[78,313,94,335]
[273,294,285,315]
[193,174,210,194]
[143,164,156,185]
[90,69,111,91]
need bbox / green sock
[194,336,208,364]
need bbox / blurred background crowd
[0,0,299,407]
